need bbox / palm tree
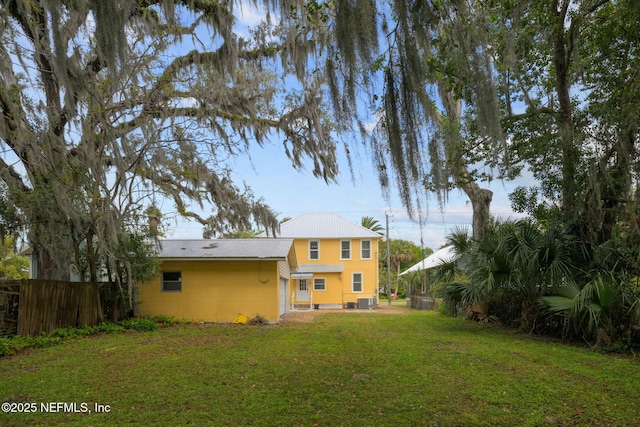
[361,216,383,234]
[540,270,640,348]
[442,220,581,328]
[541,275,620,348]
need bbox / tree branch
[0,157,30,193]
[567,0,610,60]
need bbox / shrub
[94,322,125,334]
[0,338,14,356]
[0,318,168,358]
[247,314,270,325]
[119,317,158,331]
[148,315,186,326]
[48,322,125,339]
[0,335,63,357]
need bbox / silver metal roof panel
[158,239,294,260]
[269,213,382,239]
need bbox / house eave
[160,257,287,262]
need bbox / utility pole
[386,213,391,306]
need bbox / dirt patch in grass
[280,303,411,323]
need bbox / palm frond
[445,226,472,255]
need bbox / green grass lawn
[1,311,639,426]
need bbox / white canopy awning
[399,246,457,276]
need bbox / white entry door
[298,279,309,302]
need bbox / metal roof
[296,264,345,273]
[399,246,457,275]
[158,239,294,260]
[269,213,382,239]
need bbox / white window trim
[313,278,326,291]
[360,239,372,260]
[309,240,320,260]
[162,271,182,292]
[352,272,363,293]
[340,240,351,260]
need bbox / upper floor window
[162,271,182,292]
[309,240,319,260]
[341,240,351,260]
[361,240,372,259]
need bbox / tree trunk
[86,231,98,283]
[552,3,579,214]
[34,244,70,281]
[439,88,494,242]
[29,210,73,281]
[461,181,493,241]
[597,121,636,243]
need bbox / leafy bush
[147,315,187,326]
[95,322,127,334]
[0,335,62,357]
[119,317,158,331]
[49,322,125,339]
[0,316,184,357]
[0,338,14,356]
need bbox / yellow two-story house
[265,213,381,309]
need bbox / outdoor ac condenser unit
[358,298,376,309]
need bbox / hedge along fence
[2,279,103,336]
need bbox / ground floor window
[352,273,363,292]
[162,271,182,292]
[313,278,326,291]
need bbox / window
[313,278,326,291]
[309,240,319,260]
[361,240,371,259]
[299,279,308,291]
[162,271,182,292]
[352,273,363,292]
[341,240,351,259]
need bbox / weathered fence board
[0,279,122,337]
[0,280,21,336]
[15,280,102,336]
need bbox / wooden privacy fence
[0,279,102,336]
[0,280,20,336]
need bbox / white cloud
[237,2,269,28]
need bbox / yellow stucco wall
[137,260,282,322]
[293,238,379,306]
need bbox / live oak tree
[323,0,504,240]
[324,0,638,245]
[0,0,338,294]
[581,0,640,246]
[497,0,640,246]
